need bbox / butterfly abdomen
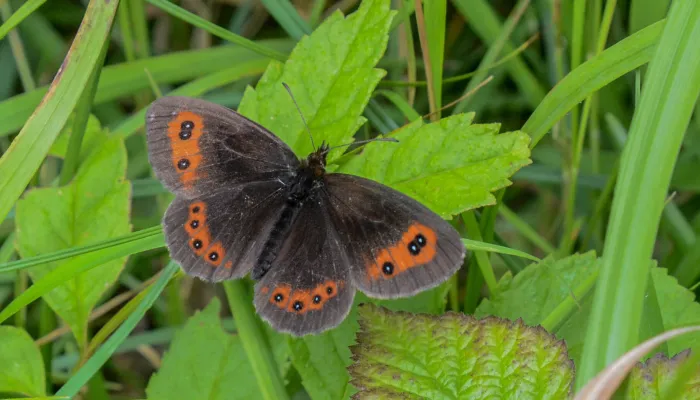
[251,166,321,280]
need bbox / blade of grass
[309,0,326,27]
[0,229,165,325]
[577,0,700,387]
[453,0,531,115]
[523,19,665,148]
[0,0,47,41]
[0,226,162,273]
[223,280,289,400]
[0,40,293,136]
[116,1,135,61]
[561,0,619,254]
[461,238,540,263]
[461,212,498,295]
[111,59,271,139]
[261,0,311,40]
[629,0,671,33]
[420,0,445,119]
[452,0,546,108]
[58,39,108,185]
[145,0,287,62]
[373,89,420,121]
[0,1,36,92]
[499,204,556,254]
[55,262,179,397]
[0,0,120,223]
[413,0,436,119]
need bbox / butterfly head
[304,142,329,179]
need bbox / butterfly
[146,95,466,335]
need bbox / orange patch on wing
[167,111,206,189]
[204,242,225,267]
[366,222,438,281]
[269,280,343,315]
[269,284,292,308]
[185,201,227,268]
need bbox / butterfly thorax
[251,143,329,280]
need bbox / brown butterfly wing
[146,96,299,196]
[163,181,290,282]
[323,174,466,299]
[253,197,355,336]
[147,96,300,281]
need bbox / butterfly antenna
[327,137,399,151]
[282,82,316,151]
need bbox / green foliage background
[0,0,699,398]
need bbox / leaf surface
[237,0,395,160]
[626,351,700,399]
[15,126,131,346]
[350,304,574,399]
[338,115,531,218]
[146,298,288,400]
[0,326,45,397]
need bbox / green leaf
[287,306,360,400]
[648,268,700,357]
[475,252,598,325]
[476,253,700,367]
[15,130,131,347]
[237,0,395,159]
[338,115,531,218]
[287,285,450,400]
[146,298,288,400]
[0,0,119,223]
[0,326,45,397]
[627,351,700,399]
[349,304,574,399]
[49,114,106,160]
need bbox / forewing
[253,199,355,336]
[146,96,299,196]
[324,174,466,299]
[163,181,288,282]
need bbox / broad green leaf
[476,253,700,367]
[648,268,700,357]
[237,0,395,159]
[287,285,450,400]
[338,115,531,218]
[627,351,700,399]
[0,326,45,397]
[48,115,105,160]
[350,304,574,399]
[146,298,288,400]
[287,305,360,400]
[476,252,599,324]
[15,129,131,347]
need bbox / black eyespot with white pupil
[208,252,218,261]
[177,159,190,170]
[294,301,303,311]
[190,220,199,229]
[382,262,394,275]
[326,286,333,295]
[416,233,427,247]
[313,295,322,304]
[408,241,420,255]
[179,121,194,140]
[193,239,202,249]
[274,293,284,302]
